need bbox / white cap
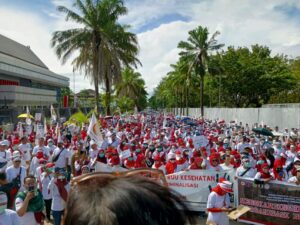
[90,140,97,146]
[168,153,176,160]
[12,151,21,161]
[0,140,9,146]
[218,180,233,193]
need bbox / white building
[0,34,69,108]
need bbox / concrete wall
[168,107,300,130]
[0,85,56,106]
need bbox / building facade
[0,34,69,108]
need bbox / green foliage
[66,110,88,125]
[115,96,134,113]
[209,45,295,107]
[116,67,148,111]
[151,40,298,109]
[51,0,140,114]
[177,26,224,115]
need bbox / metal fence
[168,107,300,130]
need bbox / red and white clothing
[207,188,230,225]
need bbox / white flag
[55,123,59,136]
[18,122,24,137]
[44,118,48,135]
[57,128,62,143]
[51,105,57,122]
[134,105,138,114]
[26,106,32,125]
[163,113,167,128]
[87,113,103,145]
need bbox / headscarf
[190,157,203,170]
[273,159,284,181]
[260,163,272,179]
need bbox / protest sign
[24,125,32,136]
[35,113,42,122]
[36,124,44,138]
[192,135,209,148]
[120,149,131,159]
[166,169,235,211]
[237,178,300,225]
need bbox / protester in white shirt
[6,152,26,190]
[52,141,69,170]
[15,175,44,225]
[235,158,256,179]
[0,192,21,225]
[47,139,56,159]
[0,140,12,172]
[39,163,54,221]
[29,150,47,176]
[286,145,297,167]
[18,137,32,168]
[220,154,234,171]
[48,169,70,225]
[89,140,99,171]
[288,166,300,185]
[207,180,233,225]
[32,138,50,158]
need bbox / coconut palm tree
[178,26,224,116]
[51,0,140,115]
[116,67,147,111]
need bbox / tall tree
[116,67,147,111]
[51,0,140,114]
[178,26,224,116]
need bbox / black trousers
[44,199,52,219]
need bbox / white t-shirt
[0,209,21,225]
[39,172,53,200]
[18,143,32,164]
[0,150,12,172]
[48,178,70,211]
[52,148,69,168]
[220,163,234,171]
[207,191,230,225]
[32,146,50,158]
[288,176,299,184]
[235,166,256,178]
[15,198,40,225]
[5,166,26,190]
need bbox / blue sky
[0,0,299,94]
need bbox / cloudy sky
[0,0,299,95]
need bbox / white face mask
[176,156,181,161]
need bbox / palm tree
[178,26,224,116]
[116,67,147,111]
[51,0,140,115]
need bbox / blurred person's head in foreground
[63,174,197,225]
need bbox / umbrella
[17,114,34,119]
[180,117,191,122]
[252,128,274,137]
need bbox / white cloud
[0,4,93,92]
[132,0,300,93]
[0,0,300,95]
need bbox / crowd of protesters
[0,112,300,225]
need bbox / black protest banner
[237,178,300,225]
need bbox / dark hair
[0,172,7,181]
[24,175,36,183]
[64,175,197,225]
